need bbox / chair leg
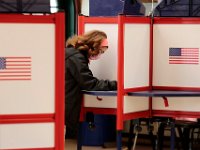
[190,127,196,150]
[183,127,190,150]
[132,131,139,150]
[157,122,166,150]
[145,118,156,150]
[77,122,82,150]
[149,129,156,150]
[128,120,134,150]
[174,127,181,150]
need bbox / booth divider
[0,13,65,150]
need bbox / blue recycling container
[154,0,200,17]
[89,0,145,16]
[81,114,116,146]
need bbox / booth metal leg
[77,122,82,150]
[170,123,175,150]
[117,130,122,150]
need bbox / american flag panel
[0,57,31,80]
[169,48,199,64]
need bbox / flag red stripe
[0,71,31,73]
[0,78,31,80]
[182,49,198,50]
[6,61,31,62]
[6,64,31,66]
[169,62,198,64]
[5,68,31,70]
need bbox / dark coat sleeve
[66,52,117,91]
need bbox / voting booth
[78,15,151,150]
[152,17,200,118]
[78,15,151,129]
[0,13,65,150]
[78,15,200,150]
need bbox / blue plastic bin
[154,0,200,17]
[81,114,116,146]
[89,0,145,16]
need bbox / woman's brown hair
[66,30,107,58]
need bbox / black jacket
[65,47,117,138]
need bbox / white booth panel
[124,96,149,113]
[84,95,117,108]
[153,97,200,111]
[153,24,200,87]
[0,123,54,149]
[124,24,150,88]
[85,24,118,80]
[0,24,55,114]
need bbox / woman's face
[89,38,108,60]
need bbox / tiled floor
[65,139,156,150]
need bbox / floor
[64,118,200,150]
[65,139,160,150]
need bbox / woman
[65,30,117,138]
